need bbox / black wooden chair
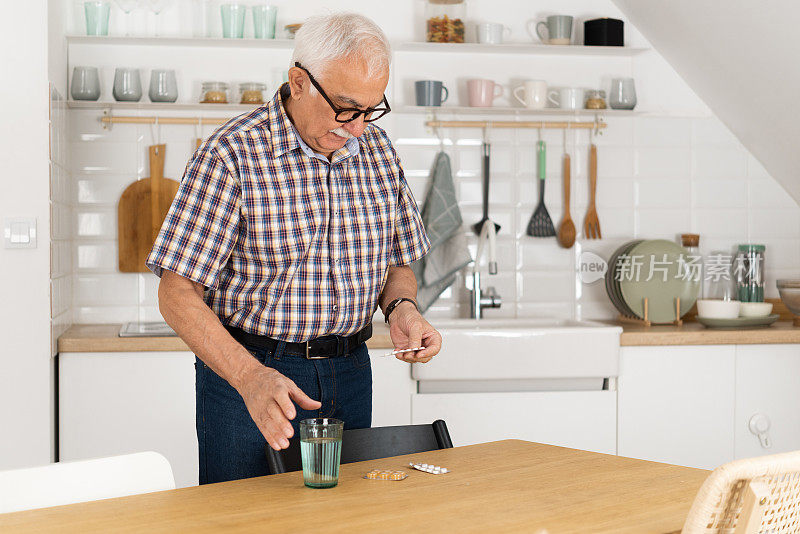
[266,419,453,474]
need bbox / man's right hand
[235,363,322,451]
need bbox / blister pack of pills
[408,462,449,474]
[364,469,408,481]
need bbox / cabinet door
[369,350,413,427]
[617,346,735,470]
[411,391,617,454]
[735,344,800,459]
[59,352,198,488]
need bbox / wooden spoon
[557,153,576,248]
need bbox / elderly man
[146,13,441,484]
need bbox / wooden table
[0,440,709,533]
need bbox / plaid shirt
[146,88,429,342]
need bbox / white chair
[0,451,175,514]
[682,450,800,533]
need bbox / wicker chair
[682,450,800,533]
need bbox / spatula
[526,140,556,237]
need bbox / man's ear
[286,67,306,100]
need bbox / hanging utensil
[584,143,602,239]
[472,140,501,234]
[527,140,555,237]
[557,152,576,248]
[118,144,180,272]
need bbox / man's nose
[344,115,366,137]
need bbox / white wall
[64,0,800,324]
[0,0,55,469]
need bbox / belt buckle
[305,340,327,360]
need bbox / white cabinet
[368,350,414,427]
[735,344,800,459]
[411,391,617,454]
[617,346,736,470]
[59,351,198,488]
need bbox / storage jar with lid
[239,82,267,105]
[735,244,766,302]
[200,81,229,104]
[426,0,466,43]
[584,89,607,109]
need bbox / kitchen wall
[63,0,800,325]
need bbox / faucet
[470,219,502,319]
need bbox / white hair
[291,13,392,82]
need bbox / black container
[583,18,624,46]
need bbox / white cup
[548,87,583,110]
[513,80,548,109]
[476,23,511,45]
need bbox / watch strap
[384,297,418,323]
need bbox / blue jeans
[195,341,372,484]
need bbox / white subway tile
[70,141,138,175]
[636,178,690,209]
[694,209,748,239]
[634,117,692,147]
[594,117,634,147]
[584,208,635,239]
[636,208,692,239]
[746,154,771,181]
[518,241,573,270]
[692,117,742,147]
[519,272,574,302]
[575,176,635,209]
[749,178,799,209]
[459,177,513,206]
[76,209,117,238]
[75,306,139,324]
[76,175,131,205]
[75,274,139,306]
[636,147,690,178]
[693,179,747,209]
[76,241,118,271]
[749,209,800,239]
[516,302,573,319]
[594,146,635,177]
[693,147,747,179]
[576,301,617,321]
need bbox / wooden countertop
[0,439,709,533]
[59,319,800,353]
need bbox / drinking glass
[252,5,277,39]
[112,68,143,101]
[221,3,247,38]
[146,0,172,36]
[71,66,101,101]
[148,69,178,102]
[84,1,111,36]
[113,0,138,36]
[300,418,343,489]
[609,77,637,110]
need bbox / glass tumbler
[148,69,178,102]
[300,418,343,489]
[609,77,637,110]
[112,68,143,102]
[71,66,101,101]
[84,1,111,36]
[221,3,247,38]
[252,5,277,39]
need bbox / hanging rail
[100,115,229,126]
[425,119,605,130]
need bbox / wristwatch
[384,297,418,323]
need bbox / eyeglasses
[294,62,391,123]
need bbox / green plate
[697,314,780,329]
[605,240,642,316]
[619,239,700,323]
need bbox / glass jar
[425,0,466,43]
[200,81,229,104]
[585,89,607,109]
[239,82,267,105]
[735,244,766,302]
[703,250,737,301]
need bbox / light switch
[4,217,37,249]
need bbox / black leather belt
[225,324,372,359]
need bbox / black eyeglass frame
[293,62,391,124]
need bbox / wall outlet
[4,217,37,249]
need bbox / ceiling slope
[614,0,800,205]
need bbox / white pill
[440,468,449,473]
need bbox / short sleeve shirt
[146,88,430,342]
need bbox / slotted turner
[527,140,555,237]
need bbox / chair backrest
[267,420,453,475]
[0,451,175,514]
[682,449,800,533]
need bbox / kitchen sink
[413,318,622,382]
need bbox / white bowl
[739,302,773,318]
[697,299,740,320]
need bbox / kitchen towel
[411,151,473,312]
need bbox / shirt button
[332,305,338,311]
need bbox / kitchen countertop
[58,320,800,353]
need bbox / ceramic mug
[415,80,449,106]
[528,15,573,45]
[513,80,547,109]
[467,79,504,107]
[548,87,583,110]
[476,23,511,45]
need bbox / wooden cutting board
[118,144,180,272]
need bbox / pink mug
[467,79,504,107]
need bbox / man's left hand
[388,302,442,363]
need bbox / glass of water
[300,418,343,488]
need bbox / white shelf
[66,35,296,49]
[397,106,642,116]
[67,100,261,112]
[394,42,648,56]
